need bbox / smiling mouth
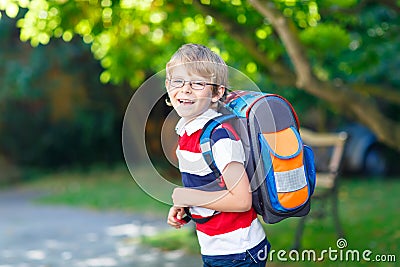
[178,99,195,104]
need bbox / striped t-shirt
[175,109,266,259]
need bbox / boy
[166,44,269,267]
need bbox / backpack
[199,90,316,224]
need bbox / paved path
[0,188,202,267]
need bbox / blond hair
[166,44,228,98]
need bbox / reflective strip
[274,166,307,192]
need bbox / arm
[172,161,252,212]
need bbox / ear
[212,85,225,103]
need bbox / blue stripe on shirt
[181,172,225,192]
[210,128,237,144]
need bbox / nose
[180,81,192,93]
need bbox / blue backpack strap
[183,113,238,225]
[199,113,238,178]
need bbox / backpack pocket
[259,127,312,212]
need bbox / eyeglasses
[166,79,219,90]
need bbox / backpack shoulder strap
[199,113,238,178]
[185,113,237,225]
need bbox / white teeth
[179,99,194,104]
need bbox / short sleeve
[211,126,245,173]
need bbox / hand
[167,206,187,229]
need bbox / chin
[176,111,196,119]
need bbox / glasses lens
[170,79,184,88]
[191,81,206,90]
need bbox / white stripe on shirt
[176,149,211,176]
[196,218,266,256]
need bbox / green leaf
[300,23,350,55]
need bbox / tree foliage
[0,14,130,168]
[1,0,400,151]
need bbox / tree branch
[353,84,400,105]
[248,0,314,89]
[192,0,296,87]
[249,0,400,151]
[193,0,400,150]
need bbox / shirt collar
[175,109,221,136]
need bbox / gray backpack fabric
[200,91,316,224]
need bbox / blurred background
[0,0,399,266]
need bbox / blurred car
[341,124,390,177]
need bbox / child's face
[166,65,222,120]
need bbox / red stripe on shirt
[196,208,258,236]
[178,123,239,154]
[178,130,202,153]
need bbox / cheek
[197,90,213,100]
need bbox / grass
[265,178,399,266]
[142,178,400,266]
[14,166,400,266]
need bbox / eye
[170,79,184,87]
[192,81,205,86]
[191,81,206,89]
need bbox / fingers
[167,216,183,229]
[167,207,186,229]
[176,207,186,220]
